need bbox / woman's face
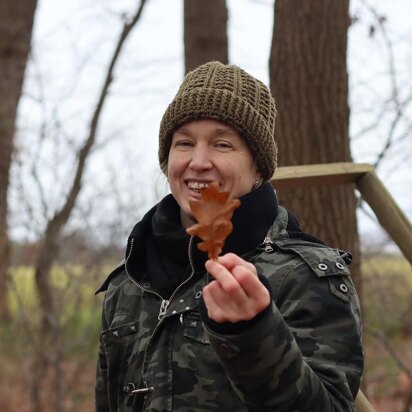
[167,119,260,227]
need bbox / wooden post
[355,389,376,412]
[356,171,412,265]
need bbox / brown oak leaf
[186,182,241,260]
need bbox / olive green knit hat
[159,61,277,182]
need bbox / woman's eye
[174,140,192,147]
[215,141,232,149]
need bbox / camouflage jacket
[95,206,364,411]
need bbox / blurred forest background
[1,0,411,411]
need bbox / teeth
[187,182,210,190]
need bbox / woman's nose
[189,145,212,171]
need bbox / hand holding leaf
[186,182,240,260]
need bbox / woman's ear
[253,175,263,190]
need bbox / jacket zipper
[263,235,274,252]
[124,238,164,311]
[125,236,196,320]
[158,235,196,319]
[124,236,197,396]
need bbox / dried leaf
[186,182,240,260]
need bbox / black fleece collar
[224,182,278,255]
[126,183,278,297]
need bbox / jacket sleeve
[203,259,364,412]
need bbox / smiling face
[167,119,260,227]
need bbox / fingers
[205,258,246,295]
[203,254,271,323]
[202,281,245,322]
[205,255,262,300]
[231,264,270,304]
[203,277,270,322]
[215,253,257,275]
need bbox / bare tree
[0,0,37,320]
[350,0,412,228]
[34,0,148,336]
[184,0,228,73]
[21,2,150,411]
[269,0,362,292]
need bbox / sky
[12,0,412,249]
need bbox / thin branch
[47,0,148,236]
[373,91,412,170]
[358,0,411,172]
[351,101,389,140]
[360,0,401,109]
[13,156,43,237]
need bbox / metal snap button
[336,262,345,270]
[339,283,348,293]
[318,263,328,271]
[195,291,203,299]
[143,282,151,289]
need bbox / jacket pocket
[182,311,210,344]
[102,315,143,391]
[102,319,138,346]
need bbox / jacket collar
[96,185,331,294]
[125,183,279,285]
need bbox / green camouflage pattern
[95,206,363,411]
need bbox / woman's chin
[179,208,197,229]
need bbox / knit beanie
[158,61,277,182]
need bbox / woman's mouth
[187,181,211,192]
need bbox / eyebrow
[214,126,236,135]
[174,126,191,135]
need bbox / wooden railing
[272,162,412,265]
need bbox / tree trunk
[0,0,38,320]
[269,0,362,294]
[184,0,228,74]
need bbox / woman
[95,61,364,411]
